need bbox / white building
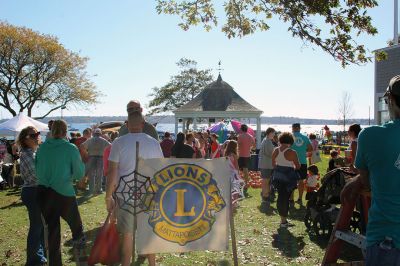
[374,45,400,125]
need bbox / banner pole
[230,208,239,266]
[132,141,139,264]
[228,163,239,266]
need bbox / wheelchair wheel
[350,211,361,234]
[313,213,332,237]
[304,209,313,230]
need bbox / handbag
[272,166,299,189]
[88,212,120,265]
[311,150,322,164]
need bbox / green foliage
[0,22,100,118]
[147,58,214,114]
[156,0,379,67]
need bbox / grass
[0,154,362,265]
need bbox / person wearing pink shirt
[102,132,118,191]
[237,124,255,196]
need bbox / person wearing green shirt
[36,120,86,266]
[341,75,400,266]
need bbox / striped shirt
[20,148,37,187]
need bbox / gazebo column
[175,117,179,135]
[182,119,186,132]
[256,116,262,149]
[193,117,198,131]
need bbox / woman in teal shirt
[36,120,85,266]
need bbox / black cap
[384,75,400,97]
[292,123,300,128]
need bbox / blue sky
[0,1,394,119]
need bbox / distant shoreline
[1,115,372,125]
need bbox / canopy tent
[0,113,49,137]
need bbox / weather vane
[217,60,224,74]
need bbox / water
[68,123,368,136]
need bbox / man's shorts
[297,164,308,180]
[260,169,273,179]
[366,242,400,266]
[238,157,250,169]
[116,199,134,234]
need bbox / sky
[0,1,395,120]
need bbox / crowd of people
[2,75,400,266]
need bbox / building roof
[174,74,262,114]
[373,44,400,52]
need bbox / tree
[156,0,379,67]
[0,22,100,118]
[147,58,214,114]
[338,91,353,132]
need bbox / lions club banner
[136,157,231,254]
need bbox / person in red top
[210,133,221,158]
[160,132,175,158]
[75,128,92,163]
[237,124,255,194]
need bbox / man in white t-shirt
[106,111,163,266]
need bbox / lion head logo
[143,163,226,245]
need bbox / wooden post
[132,141,139,264]
[230,208,239,266]
[228,168,239,266]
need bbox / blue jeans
[87,156,103,194]
[21,186,47,265]
[366,243,400,266]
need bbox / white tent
[0,113,49,137]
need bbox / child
[224,140,244,207]
[305,164,319,193]
[328,150,338,172]
[328,150,345,172]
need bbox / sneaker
[279,221,294,228]
[260,200,270,212]
[280,222,288,228]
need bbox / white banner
[135,157,231,254]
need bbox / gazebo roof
[174,74,262,114]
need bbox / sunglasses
[27,132,40,139]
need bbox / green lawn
[0,154,362,265]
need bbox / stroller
[304,167,361,237]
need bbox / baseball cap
[292,123,301,128]
[94,128,102,135]
[384,75,400,97]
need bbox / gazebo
[173,74,263,148]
